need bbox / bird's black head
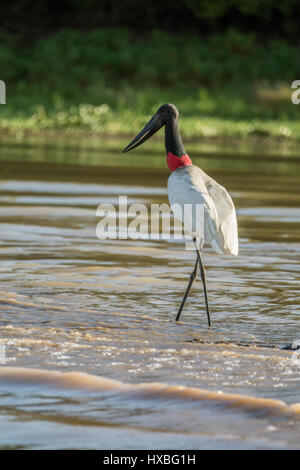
[122,103,179,153]
[157,103,179,120]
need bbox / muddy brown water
[0,138,299,449]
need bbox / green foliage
[3,28,300,90]
[1,28,300,140]
[2,28,300,102]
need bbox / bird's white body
[168,165,238,255]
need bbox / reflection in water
[0,141,299,449]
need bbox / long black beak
[122,112,164,153]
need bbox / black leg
[175,257,199,321]
[195,240,212,327]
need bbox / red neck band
[166,152,192,172]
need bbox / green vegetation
[1,29,300,141]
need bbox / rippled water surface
[0,138,299,449]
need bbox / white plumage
[168,165,238,256]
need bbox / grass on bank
[2,85,300,142]
[1,29,300,141]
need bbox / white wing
[168,165,238,255]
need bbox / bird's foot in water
[280,339,300,351]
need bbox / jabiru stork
[122,104,238,327]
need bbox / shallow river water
[0,138,299,449]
